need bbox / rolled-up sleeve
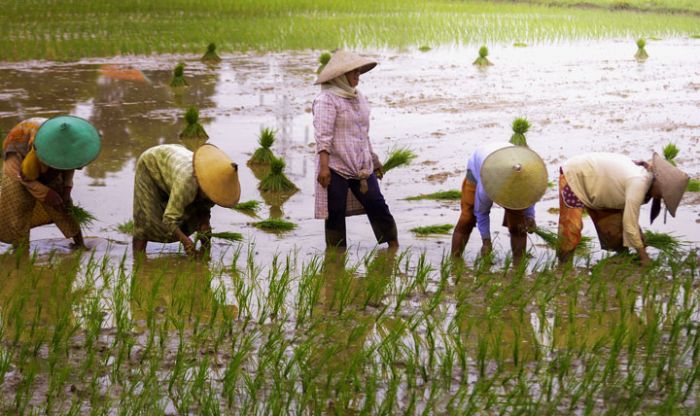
[162,179,198,236]
[313,94,336,155]
[622,178,649,249]
[475,182,494,239]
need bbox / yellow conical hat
[193,144,241,208]
[480,146,548,210]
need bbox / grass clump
[473,45,493,66]
[201,42,221,63]
[117,219,134,235]
[513,42,528,47]
[232,200,261,217]
[418,45,431,52]
[534,227,592,251]
[248,128,276,166]
[634,38,649,60]
[510,117,530,146]
[644,230,684,254]
[687,178,700,192]
[253,218,297,232]
[179,107,208,141]
[317,51,332,74]
[410,224,453,235]
[405,190,461,201]
[663,142,679,165]
[382,147,417,173]
[259,157,298,192]
[170,63,187,87]
[67,204,96,228]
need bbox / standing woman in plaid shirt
[313,50,399,251]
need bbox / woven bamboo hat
[315,50,377,84]
[651,152,689,217]
[480,146,548,210]
[193,144,241,208]
[33,116,101,169]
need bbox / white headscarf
[321,74,357,99]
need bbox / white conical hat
[315,50,377,84]
[480,146,548,210]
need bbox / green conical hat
[34,116,101,169]
[480,146,548,210]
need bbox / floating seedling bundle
[317,51,332,74]
[259,157,298,192]
[201,43,221,63]
[248,128,276,166]
[406,190,461,201]
[232,200,261,217]
[170,63,187,87]
[510,118,530,146]
[253,218,297,232]
[410,224,453,235]
[473,45,493,66]
[634,38,649,60]
[382,147,417,174]
[179,107,208,142]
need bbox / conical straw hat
[652,152,688,217]
[315,50,377,84]
[33,116,101,169]
[193,144,241,208]
[480,146,548,210]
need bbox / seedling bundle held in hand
[382,148,417,174]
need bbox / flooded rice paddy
[0,39,699,413]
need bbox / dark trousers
[325,170,398,248]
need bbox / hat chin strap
[649,197,662,225]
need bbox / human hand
[638,248,652,267]
[62,186,73,207]
[374,161,384,180]
[525,217,537,234]
[44,189,64,207]
[317,166,331,188]
[480,238,492,257]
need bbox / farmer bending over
[132,144,240,257]
[557,152,689,266]
[451,143,547,265]
[0,116,101,249]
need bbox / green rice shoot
[510,117,530,146]
[259,157,298,192]
[317,51,332,74]
[382,147,417,173]
[635,38,649,60]
[170,63,187,87]
[232,200,262,217]
[201,42,221,63]
[117,219,134,235]
[410,224,453,235]
[643,230,684,254]
[248,127,276,165]
[418,45,431,52]
[663,142,679,166]
[179,107,209,140]
[405,190,461,201]
[473,45,493,66]
[687,178,700,192]
[67,204,96,228]
[534,227,592,252]
[253,218,297,232]
[208,231,244,242]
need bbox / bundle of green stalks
[253,218,297,232]
[410,224,453,235]
[200,42,221,63]
[405,190,461,200]
[259,157,298,192]
[196,231,243,243]
[232,200,261,217]
[67,204,96,228]
[170,63,187,87]
[382,147,417,173]
[510,117,530,146]
[634,38,649,60]
[418,45,431,52]
[473,45,493,66]
[643,230,684,254]
[248,128,276,165]
[317,51,332,74]
[179,107,208,141]
[663,142,679,166]
[117,219,134,235]
[534,227,592,251]
[687,179,700,192]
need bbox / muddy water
[0,39,698,268]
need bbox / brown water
[0,39,698,267]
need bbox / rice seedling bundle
[663,142,679,166]
[179,107,209,141]
[117,219,134,235]
[232,200,261,217]
[410,224,453,235]
[472,45,493,66]
[67,204,96,228]
[687,179,700,192]
[253,218,297,232]
[382,148,417,173]
[200,42,221,63]
[259,157,298,192]
[205,231,244,242]
[634,38,649,60]
[317,51,332,74]
[510,118,530,146]
[643,230,684,254]
[248,128,276,165]
[405,190,461,200]
[418,45,431,52]
[170,63,187,87]
[534,227,592,251]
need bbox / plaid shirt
[313,91,380,219]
